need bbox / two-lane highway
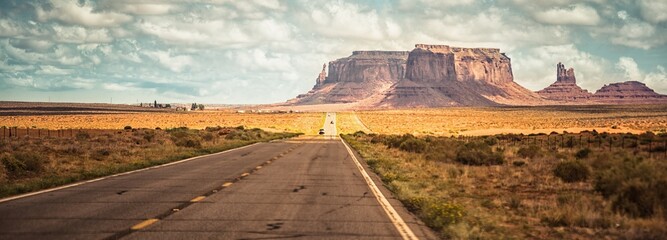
[0,113,436,239]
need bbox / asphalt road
[0,113,436,239]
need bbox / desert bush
[455,141,503,165]
[399,138,427,153]
[202,133,215,141]
[575,148,592,159]
[205,126,223,132]
[1,152,46,177]
[124,126,132,130]
[483,136,498,146]
[422,200,465,230]
[91,148,111,161]
[382,134,415,149]
[517,145,541,159]
[143,131,155,142]
[594,158,667,219]
[174,137,201,148]
[513,160,526,167]
[554,160,590,182]
[75,131,90,141]
[612,179,656,218]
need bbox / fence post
[621,136,624,148]
[2,126,4,139]
[649,139,652,158]
[609,137,612,151]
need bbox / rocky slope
[288,51,408,104]
[593,81,667,103]
[537,62,592,102]
[380,44,543,107]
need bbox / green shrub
[1,152,46,177]
[484,136,498,146]
[75,131,90,141]
[399,138,427,153]
[455,141,504,165]
[143,131,155,142]
[554,160,590,183]
[202,133,214,141]
[517,145,541,158]
[612,179,656,218]
[174,137,202,148]
[575,148,592,159]
[422,200,465,230]
[594,158,667,219]
[352,131,366,137]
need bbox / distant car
[319,129,325,135]
[330,121,334,124]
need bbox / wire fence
[0,127,123,140]
[457,132,667,159]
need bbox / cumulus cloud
[144,50,193,73]
[638,0,667,24]
[532,4,601,25]
[0,0,664,103]
[616,57,667,93]
[616,57,642,81]
[36,0,132,27]
[511,44,611,91]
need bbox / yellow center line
[255,166,262,169]
[222,182,233,187]
[131,218,159,230]
[190,196,206,202]
[240,173,250,177]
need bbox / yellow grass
[0,112,325,135]
[356,106,667,136]
[336,112,371,134]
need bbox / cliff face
[290,51,408,104]
[593,81,666,103]
[537,62,592,101]
[381,44,542,107]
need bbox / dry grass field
[356,105,667,136]
[335,112,371,134]
[343,132,667,239]
[0,127,299,198]
[0,112,324,135]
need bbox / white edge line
[0,142,262,203]
[340,138,419,240]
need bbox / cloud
[616,57,667,93]
[9,39,54,52]
[532,4,601,25]
[297,1,400,41]
[52,25,113,43]
[35,65,73,75]
[36,0,132,27]
[144,50,193,73]
[616,57,642,81]
[638,0,667,24]
[99,2,179,15]
[511,44,611,91]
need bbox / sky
[0,0,665,104]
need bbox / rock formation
[289,51,409,104]
[593,81,666,103]
[380,44,543,107]
[288,44,666,108]
[314,63,327,89]
[537,62,592,101]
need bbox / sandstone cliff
[289,51,408,104]
[537,62,592,101]
[381,44,543,107]
[593,81,667,103]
